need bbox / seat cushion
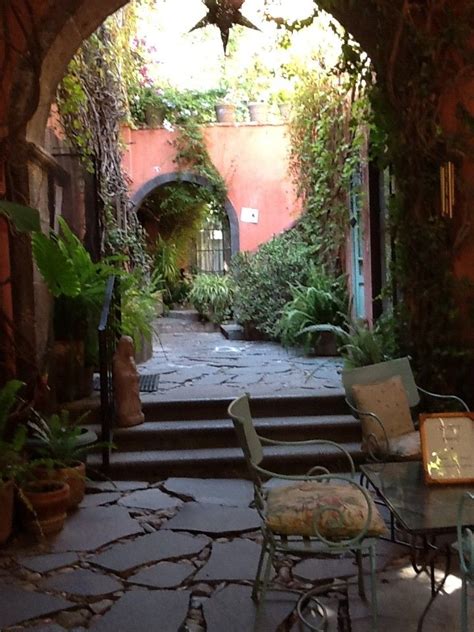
[266,481,386,539]
[389,431,421,460]
[351,375,415,447]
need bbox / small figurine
[113,336,144,427]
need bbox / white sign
[241,207,259,224]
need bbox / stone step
[68,392,346,424]
[167,309,200,322]
[141,393,347,421]
[89,415,360,452]
[89,441,363,480]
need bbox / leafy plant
[0,381,27,485]
[231,232,315,339]
[0,201,41,233]
[189,274,234,324]
[278,271,348,350]
[27,410,98,466]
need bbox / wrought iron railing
[98,275,121,469]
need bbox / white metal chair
[228,393,386,632]
[342,357,469,462]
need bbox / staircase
[88,392,363,480]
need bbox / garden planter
[278,103,291,119]
[35,461,86,509]
[215,103,236,123]
[21,480,70,536]
[52,340,86,403]
[313,330,339,357]
[0,480,14,544]
[248,102,268,123]
[144,105,164,128]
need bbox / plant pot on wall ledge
[215,103,236,123]
[248,102,269,123]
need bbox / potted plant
[32,218,116,402]
[27,410,98,508]
[0,380,70,539]
[20,478,70,536]
[0,380,27,544]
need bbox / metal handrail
[98,275,121,468]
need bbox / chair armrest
[258,435,355,477]
[417,386,469,412]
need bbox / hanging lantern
[190,0,260,53]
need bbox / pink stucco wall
[121,124,302,252]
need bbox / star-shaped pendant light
[190,0,260,53]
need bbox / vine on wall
[273,1,474,396]
[289,69,367,276]
[57,6,151,272]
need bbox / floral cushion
[351,375,415,447]
[265,481,386,539]
[389,431,421,460]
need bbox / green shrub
[189,274,234,324]
[278,271,348,350]
[231,233,314,339]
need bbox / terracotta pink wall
[122,124,302,252]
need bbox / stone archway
[131,171,240,257]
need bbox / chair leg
[253,543,275,632]
[252,538,269,602]
[369,543,378,632]
[461,575,467,632]
[356,549,366,600]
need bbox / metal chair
[342,357,469,462]
[456,492,474,632]
[228,393,385,632]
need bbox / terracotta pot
[35,461,86,509]
[0,480,14,544]
[215,103,236,123]
[21,480,70,536]
[145,105,164,128]
[248,102,268,123]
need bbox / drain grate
[93,373,160,393]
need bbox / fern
[32,231,80,297]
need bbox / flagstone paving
[137,317,344,401]
[0,478,464,631]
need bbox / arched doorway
[132,171,240,271]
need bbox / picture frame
[419,412,474,485]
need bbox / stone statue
[113,336,144,428]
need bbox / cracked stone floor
[137,316,344,402]
[0,478,468,632]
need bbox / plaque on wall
[420,412,474,484]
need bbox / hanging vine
[56,5,151,271]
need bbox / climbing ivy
[270,1,474,397]
[289,69,367,275]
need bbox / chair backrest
[228,394,263,467]
[342,356,420,408]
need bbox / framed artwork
[420,412,474,485]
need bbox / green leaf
[31,231,81,297]
[0,201,41,232]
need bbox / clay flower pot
[35,461,86,509]
[247,102,268,123]
[215,103,236,123]
[21,480,70,536]
[0,480,14,544]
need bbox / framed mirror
[420,412,474,484]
